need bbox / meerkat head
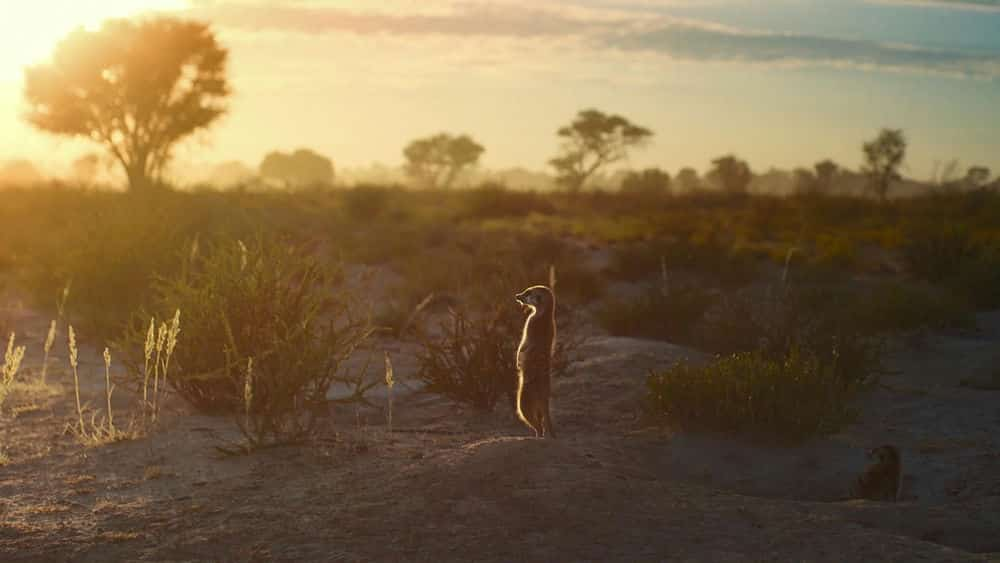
[515,285,554,313]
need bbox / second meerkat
[514,285,556,438]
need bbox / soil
[1,295,999,562]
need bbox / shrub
[596,285,715,345]
[696,285,883,388]
[900,222,1000,308]
[25,191,256,343]
[459,183,556,220]
[608,237,758,286]
[857,283,974,333]
[415,303,519,411]
[646,349,859,442]
[119,235,373,446]
[901,223,980,283]
[341,184,394,221]
[414,279,582,411]
[811,234,859,271]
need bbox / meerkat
[514,285,557,438]
[854,444,902,501]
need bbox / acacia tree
[549,109,652,193]
[403,133,484,189]
[24,18,230,191]
[862,128,906,202]
[708,155,753,195]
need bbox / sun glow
[0,0,187,81]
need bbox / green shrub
[697,286,883,388]
[646,349,859,442]
[811,234,859,271]
[23,191,258,343]
[119,235,374,447]
[596,285,715,345]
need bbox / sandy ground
[1,297,999,561]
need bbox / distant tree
[813,159,840,194]
[675,167,701,192]
[861,129,906,202]
[23,18,229,192]
[71,153,100,187]
[549,109,652,193]
[708,155,753,195]
[620,168,671,196]
[0,160,44,186]
[965,166,992,189]
[259,149,334,188]
[793,168,817,195]
[403,133,484,189]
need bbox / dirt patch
[1,310,999,560]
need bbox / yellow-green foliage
[120,234,373,450]
[1,184,999,360]
[0,332,26,412]
[646,350,859,442]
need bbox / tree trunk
[126,166,151,192]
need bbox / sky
[0,0,998,182]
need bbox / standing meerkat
[854,445,902,501]
[514,285,556,438]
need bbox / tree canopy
[549,109,652,192]
[403,133,484,189]
[965,166,991,189]
[620,168,671,196]
[23,17,230,191]
[259,149,335,189]
[675,167,701,192]
[862,128,906,202]
[708,155,753,195]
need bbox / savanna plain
[1,182,999,561]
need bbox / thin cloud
[607,23,1000,79]
[866,0,1000,11]
[185,1,1000,79]
[186,1,629,37]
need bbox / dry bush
[414,265,583,411]
[119,234,373,450]
[415,303,518,411]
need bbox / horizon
[1,0,998,183]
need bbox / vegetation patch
[119,234,374,450]
[646,349,860,442]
